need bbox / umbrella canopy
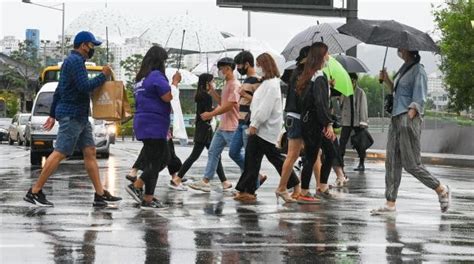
[281,23,361,61]
[334,54,370,73]
[166,68,198,85]
[65,8,143,43]
[338,19,439,52]
[143,15,226,54]
[323,56,353,96]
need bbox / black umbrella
[334,54,370,73]
[337,19,439,52]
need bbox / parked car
[29,81,112,165]
[7,113,30,145]
[0,118,11,143]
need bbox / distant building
[427,73,448,111]
[26,29,40,51]
[0,36,20,55]
[110,37,152,81]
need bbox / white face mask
[255,66,264,77]
[218,70,225,79]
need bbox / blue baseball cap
[73,31,102,46]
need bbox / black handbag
[351,128,374,151]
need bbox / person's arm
[358,89,369,127]
[250,82,275,130]
[153,71,173,102]
[380,68,394,92]
[313,77,333,127]
[73,58,107,93]
[50,86,61,119]
[408,67,427,117]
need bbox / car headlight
[94,132,106,138]
[107,125,116,134]
[0,128,7,133]
[31,124,44,132]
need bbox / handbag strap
[393,62,418,93]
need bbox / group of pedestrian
[23,31,450,215]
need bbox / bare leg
[83,147,104,195]
[276,139,303,193]
[32,151,66,193]
[129,168,139,177]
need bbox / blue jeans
[228,122,247,172]
[204,129,236,180]
[55,117,95,156]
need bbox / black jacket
[284,67,303,114]
[300,73,333,128]
[194,92,213,144]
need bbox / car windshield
[0,119,12,129]
[19,115,30,125]
[33,92,54,116]
[44,70,103,83]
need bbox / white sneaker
[168,180,188,191]
[189,180,211,193]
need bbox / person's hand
[207,81,216,93]
[329,78,336,88]
[248,126,257,135]
[102,65,112,78]
[408,108,417,120]
[172,71,182,86]
[43,117,55,131]
[200,112,213,121]
[323,124,336,141]
[379,68,388,83]
[239,88,248,97]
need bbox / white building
[0,36,21,55]
[110,37,152,81]
[427,73,448,111]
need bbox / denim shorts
[285,115,302,139]
[55,117,95,156]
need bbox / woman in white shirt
[234,53,300,202]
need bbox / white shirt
[250,77,283,145]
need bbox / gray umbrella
[338,19,439,52]
[334,54,370,73]
[281,23,361,61]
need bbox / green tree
[120,54,143,90]
[90,46,115,66]
[0,91,19,117]
[434,0,474,113]
[358,74,390,117]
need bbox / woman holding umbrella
[373,49,451,214]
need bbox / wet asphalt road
[1,141,473,263]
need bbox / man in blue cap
[24,31,122,207]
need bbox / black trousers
[236,135,300,195]
[140,139,169,195]
[301,132,337,189]
[177,141,227,182]
[133,138,182,175]
[339,126,366,166]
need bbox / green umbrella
[323,56,353,96]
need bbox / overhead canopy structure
[216,0,355,18]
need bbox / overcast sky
[0,0,444,74]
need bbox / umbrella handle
[379,47,388,84]
[177,29,186,70]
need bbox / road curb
[346,149,474,168]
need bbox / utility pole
[247,11,251,37]
[346,0,358,57]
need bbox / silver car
[7,113,30,146]
[0,118,11,143]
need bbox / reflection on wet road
[1,142,473,263]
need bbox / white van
[28,82,111,166]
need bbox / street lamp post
[22,0,65,58]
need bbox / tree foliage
[433,0,474,113]
[358,74,390,117]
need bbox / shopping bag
[92,81,124,121]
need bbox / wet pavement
[1,141,473,263]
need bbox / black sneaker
[125,184,143,203]
[93,190,122,207]
[140,199,168,210]
[24,188,54,207]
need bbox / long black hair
[135,45,168,82]
[409,50,421,64]
[195,73,214,102]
